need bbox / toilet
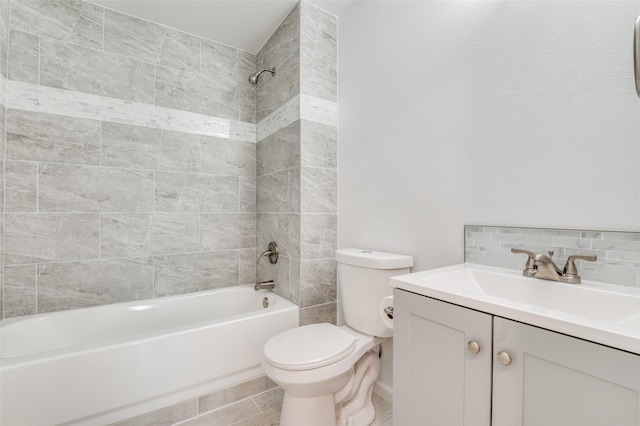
[262,248,413,426]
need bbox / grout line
[249,396,262,414]
[2,247,258,268]
[34,261,38,314]
[151,252,156,298]
[300,43,337,63]
[98,120,102,167]
[97,212,101,260]
[198,134,203,173]
[1,158,252,178]
[151,170,156,212]
[35,161,39,212]
[101,6,105,50]
[37,35,41,85]
[4,211,256,216]
[197,213,202,262]
[153,63,157,106]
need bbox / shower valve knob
[257,241,279,264]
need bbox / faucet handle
[563,254,597,276]
[257,241,279,264]
[510,248,536,275]
[511,248,534,258]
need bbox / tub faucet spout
[255,280,275,291]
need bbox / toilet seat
[264,323,356,371]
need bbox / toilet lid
[264,324,356,371]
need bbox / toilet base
[280,394,337,426]
[263,326,386,426]
[336,349,380,426]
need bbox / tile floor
[371,392,394,426]
[112,375,393,426]
[175,388,394,425]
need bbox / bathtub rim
[0,285,297,364]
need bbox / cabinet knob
[467,340,480,354]
[497,351,512,366]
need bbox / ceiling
[90,0,353,54]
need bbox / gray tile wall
[256,3,300,122]
[0,0,8,320]
[1,0,260,318]
[256,3,302,313]
[256,2,338,326]
[299,2,338,325]
[465,225,640,288]
[2,0,340,325]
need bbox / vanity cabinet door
[394,289,493,426]
[492,317,640,426]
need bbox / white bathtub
[0,286,298,425]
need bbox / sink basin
[432,267,640,324]
[391,263,640,355]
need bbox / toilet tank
[336,248,413,338]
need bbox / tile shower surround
[255,1,338,326]
[0,0,339,322]
[466,225,640,288]
[2,114,258,317]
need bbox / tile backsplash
[465,225,640,288]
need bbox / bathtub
[0,286,298,425]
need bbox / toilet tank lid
[335,248,414,269]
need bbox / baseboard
[374,381,393,404]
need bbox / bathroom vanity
[391,264,640,426]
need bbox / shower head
[248,67,276,85]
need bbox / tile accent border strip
[6,81,338,144]
[257,94,338,142]
[465,225,640,288]
[6,80,256,142]
[257,95,300,142]
[301,93,338,127]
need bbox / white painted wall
[338,0,640,271]
[337,0,640,389]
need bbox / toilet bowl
[261,248,413,426]
[262,324,384,426]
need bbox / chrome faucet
[511,248,596,284]
[254,280,275,291]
